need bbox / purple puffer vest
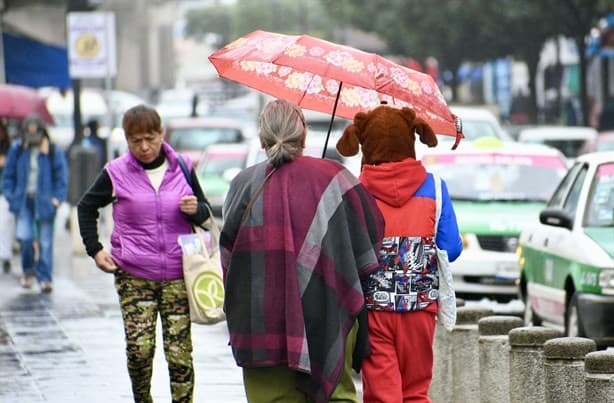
[106,143,193,281]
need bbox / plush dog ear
[336,112,367,157]
[399,107,417,123]
[336,125,360,156]
[414,117,438,147]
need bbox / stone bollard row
[543,337,596,403]
[450,307,493,403]
[584,349,614,403]
[508,326,562,403]
[478,315,524,403]
[431,308,612,403]
[430,298,466,403]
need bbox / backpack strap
[433,173,442,235]
[177,154,192,188]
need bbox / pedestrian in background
[0,119,15,274]
[1,114,68,292]
[81,118,108,170]
[77,104,211,402]
[220,99,385,402]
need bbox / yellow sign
[75,33,100,59]
[67,12,116,78]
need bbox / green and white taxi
[422,137,569,299]
[518,151,614,347]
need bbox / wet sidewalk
[0,206,244,402]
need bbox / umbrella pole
[322,82,343,158]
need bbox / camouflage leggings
[114,269,194,403]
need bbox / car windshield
[461,120,500,140]
[585,163,614,227]
[423,153,567,201]
[197,153,246,176]
[522,137,591,158]
[169,127,242,150]
[596,139,614,152]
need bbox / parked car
[421,137,569,299]
[594,131,614,152]
[517,126,598,160]
[517,151,614,347]
[165,116,246,166]
[243,109,362,176]
[195,143,249,217]
[244,135,361,177]
[450,106,512,141]
[42,87,109,151]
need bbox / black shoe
[2,261,10,274]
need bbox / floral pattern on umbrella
[211,30,461,139]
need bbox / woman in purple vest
[77,104,211,402]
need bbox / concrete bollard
[543,337,596,403]
[451,306,493,403]
[508,326,562,403]
[478,316,524,403]
[585,349,614,402]
[430,298,465,403]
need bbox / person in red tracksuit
[337,104,463,402]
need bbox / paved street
[0,205,245,402]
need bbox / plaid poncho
[220,156,384,402]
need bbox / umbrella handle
[451,115,463,150]
[322,82,343,158]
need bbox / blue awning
[2,31,71,89]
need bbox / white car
[450,106,512,141]
[43,88,109,151]
[517,126,598,160]
[421,137,569,299]
[244,109,362,177]
[518,151,614,347]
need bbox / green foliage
[318,0,611,122]
[319,0,610,68]
[185,6,234,45]
[184,0,337,46]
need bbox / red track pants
[361,309,436,403]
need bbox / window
[562,165,588,220]
[548,163,583,208]
[585,163,614,227]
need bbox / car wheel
[565,293,585,337]
[522,295,542,326]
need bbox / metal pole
[71,78,83,146]
[322,82,343,158]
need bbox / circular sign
[75,33,101,59]
[192,271,224,311]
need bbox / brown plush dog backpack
[336,104,438,166]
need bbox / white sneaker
[20,275,34,289]
[40,281,53,293]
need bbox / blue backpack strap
[177,154,193,188]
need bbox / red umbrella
[209,30,463,151]
[0,84,55,125]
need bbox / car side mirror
[539,208,573,230]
